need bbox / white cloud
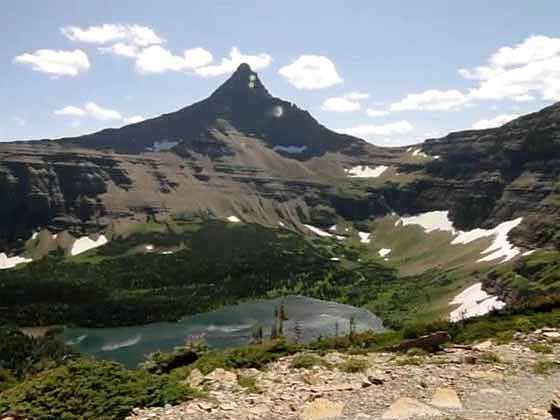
[183,47,214,68]
[278,55,343,89]
[471,114,520,130]
[99,42,140,58]
[513,94,535,102]
[54,102,122,121]
[14,49,90,77]
[337,121,413,140]
[193,47,271,77]
[460,35,560,102]
[54,106,87,117]
[390,89,469,111]
[366,109,389,117]
[321,92,369,112]
[84,102,122,120]
[346,92,370,100]
[62,24,163,47]
[489,35,560,68]
[135,46,266,76]
[135,45,199,73]
[124,115,144,124]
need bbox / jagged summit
[55,62,369,157]
[210,63,272,100]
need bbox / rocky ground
[129,329,560,420]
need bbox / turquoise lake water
[64,295,384,367]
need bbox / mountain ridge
[1,63,560,252]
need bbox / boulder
[382,397,442,419]
[300,398,344,420]
[551,391,560,419]
[430,387,463,409]
[187,368,204,387]
[394,331,451,353]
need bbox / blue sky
[2,1,560,145]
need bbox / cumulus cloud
[99,42,140,58]
[55,103,146,125]
[14,49,90,77]
[54,106,87,117]
[84,102,122,120]
[471,113,520,130]
[321,92,370,112]
[336,121,413,141]
[124,115,145,124]
[390,89,469,111]
[193,47,271,77]
[279,55,343,89]
[62,24,163,47]
[366,109,389,117]
[135,45,213,73]
[134,46,268,76]
[54,102,122,121]
[460,35,560,102]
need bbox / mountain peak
[210,63,271,99]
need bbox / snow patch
[160,250,174,255]
[273,145,307,154]
[397,211,523,263]
[449,283,506,322]
[522,250,536,256]
[397,211,456,233]
[330,257,341,261]
[278,221,286,228]
[146,140,180,152]
[345,165,388,178]
[411,148,429,158]
[454,218,523,262]
[145,244,154,251]
[0,253,32,270]
[31,232,38,240]
[303,224,345,240]
[227,216,241,223]
[358,232,371,244]
[378,248,391,257]
[70,235,108,256]
[329,225,337,232]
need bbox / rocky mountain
[1,63,559,253]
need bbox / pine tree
[293,320,303,344]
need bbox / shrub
[528,343,553,354]
[0,358,199,420]
[532,359,559,375]
[406,347,429,357]
[289,354,331,369]
[337,358,369,373]
[402,320,450,340]
[183,339,298,375]
[237,375,261,394]
[479,352,501,364]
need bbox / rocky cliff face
[1,63,559,252]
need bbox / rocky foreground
[129,329,560,420]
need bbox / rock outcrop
[128,329,560,420]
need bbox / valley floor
[129,329,560,420]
